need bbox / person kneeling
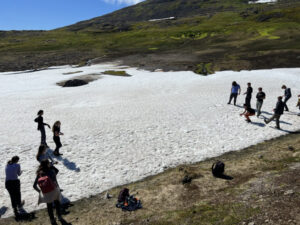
[240,104,255,123]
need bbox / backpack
[118,188,130,203]
[37,176,56,194]
[212,161,225,177]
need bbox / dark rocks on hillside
[63,79,88,87]
[257,12,284,22]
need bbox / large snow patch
[0,64,299,217]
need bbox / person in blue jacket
[227,81,241,106]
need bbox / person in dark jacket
[52,121,64,156]
[227,81,241,105]
[5,156,24,217]
[256,87,266,117]
[240,104,256,122]
[264,96,285,129]
[34,110,50,146]
[244,82,253,108]
[282,85,292,111]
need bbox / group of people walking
[229,81,298,129]
[4,110,66,225]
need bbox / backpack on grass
[212,161,225,177]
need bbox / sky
[0,0,144,31]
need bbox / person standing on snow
[34,110,51,146]
[244,82,253,108]
[227,81,241,106]
[256,87,266,117]
[281,85,292,112]
[5,156,25,217]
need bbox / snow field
[0,64,299,217]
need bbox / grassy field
[1,131,300,225]
[0,1,300,72]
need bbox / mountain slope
[0,0,299,72]
[65,0,249,32]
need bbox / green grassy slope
[0,0,299,72]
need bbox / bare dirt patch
[56,74,101,87]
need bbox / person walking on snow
[244,82,253,108]
[256,87,266,117]
[240,104,255,123]
[296,94,300,116]
[34,110,51,146]
[264,96,285,129]
[52,121,64,156]
[5,156,25,217]
[282,85,292,111]
[227,81,241,105]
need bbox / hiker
[244,82,253,107]
[256,87,266,117]
[282,85,292,111]
[33,159,63,225]
[34,110,51,146]
[5,156,24,217]
[227,81,241,105]
[240,104,255,122]
[297,94,300,116]
[52,121,64,156]
[264,96,285,129]
[37,145,59,175]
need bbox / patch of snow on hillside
[0,64,299,217]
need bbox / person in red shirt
[240,104,255,123]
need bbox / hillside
[65,0,250,32]
[0,0,300,72]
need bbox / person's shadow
[213,173,233,180]
[250,122,265,127]
[59,195,73,225]
[48,149,80,172]
[280,120,292,125]
[262,111,273,115]
[15,208,36,222]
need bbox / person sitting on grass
[240,104,255,123]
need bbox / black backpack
[212,161,225,177]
